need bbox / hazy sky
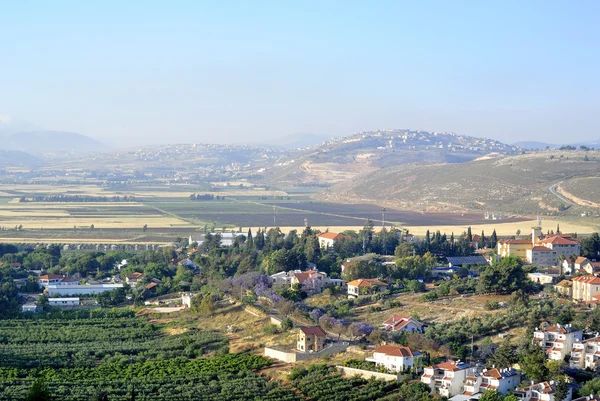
[1,0,599,147]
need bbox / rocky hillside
[323,150,600,216]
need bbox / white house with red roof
[316,232,346,248]
[514,380,572,401]
[366,345,422,372]
[421,360,476,397]
[347,278,387,298]
[534,323,582,361]
[382,315,424,333]
[572,275,600,302]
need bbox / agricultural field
[0,309,302,401]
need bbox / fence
[336,366,399,382]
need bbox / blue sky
[0,0,598,147]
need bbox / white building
[181,293,192,308]
[46,284,124,296]
[48,297,80,307]
[572,275,600,302]
[461,368,521,397]
[382,315,424,333]
[316,232,345,248]
[422,361,476,397]
[533,324,582,361]
[22,304,39,313]
[571,336,600,370]
[514,381,572,401]
[347,278,387,298]
[526,247,555,267]
[366,345,422,372]
[39,274,79,287]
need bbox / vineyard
[0,313,227,369]
[289,365,400,401]
[0,354,303,400]
[0,311,400,400]
[0,310,303,400]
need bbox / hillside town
[4,220,600,400]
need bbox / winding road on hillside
[549,182,576,206]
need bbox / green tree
[519,345,549,382]
[246,228,254,249]
[580,378,600,396]
[479,390,503,401]
[490,229,498,249]
[554,378,568,401]
[25,378,52,401]
[489,340,517,369]
[477,256,526,294]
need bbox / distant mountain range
[0,131,109,156]
[514,140,600,150]
[0,116,109,162]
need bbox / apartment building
[571,336,600,370]
[461,368,521,397]
[514,381,572,401]
[572,275,600,302]
[533,324,583,361]
[421,361,476,397]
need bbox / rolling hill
[261,129,521,185]
[0,131,109,155]
[323,150,600,216]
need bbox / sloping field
[325,150,600,215]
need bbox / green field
[0,310,300,401]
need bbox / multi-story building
[554,280,573,298]
[533,324,582,361]
[571,336,600,370]
[539,236,581,260]
[572,275,600,302]
[421,361,476,397]
[462,368,521,397]
[497,226,581,267]
[497,239,533,259]
[297,326,326,352]
[366,345,422,372]
[527,246,555,267]
[514,381,572,401]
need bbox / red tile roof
[572,275,600,285]
[431,361,464,371]
[374,345,419,357]
[347,278,387,287]
[383,315,422,331]
[316,232,343,241]
[39,274,65,280]
[540,236,579,245]
[531,246,552,251]
[145,282,158,290]
[499,239,532,244]
[299,326,327,337]
[483,368,503,379]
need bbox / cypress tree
[246,228,254,249]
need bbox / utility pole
[381,207,386,255]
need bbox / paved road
[548,182,576,206]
